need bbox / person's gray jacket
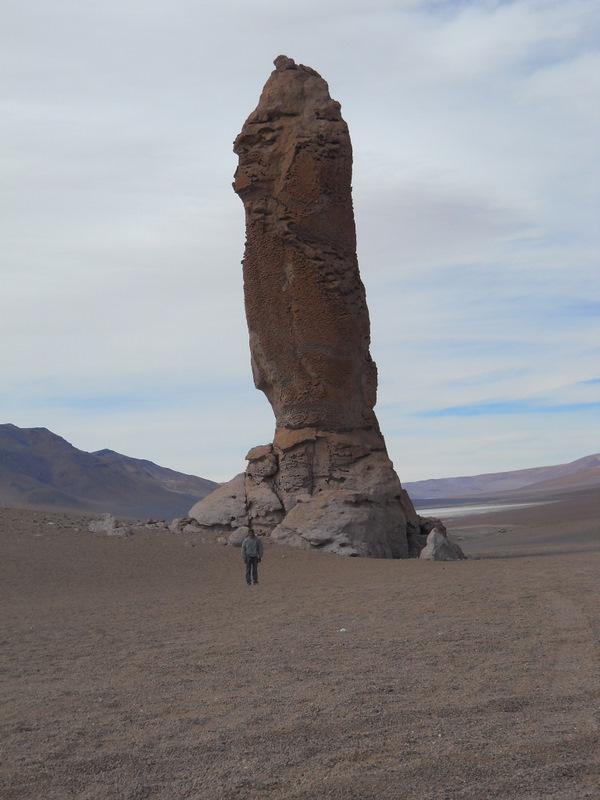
[241,535,263,561]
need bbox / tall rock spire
[233,55,377,431]
[190,56,432,557]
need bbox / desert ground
[2,492,599,800]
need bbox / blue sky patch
[420,399,600,418]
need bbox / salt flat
[416,501,548,519]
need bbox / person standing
[241,530,263,586]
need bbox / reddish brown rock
[233,55,377,431]
[190,57,438,558]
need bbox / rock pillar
[191,56,423,557]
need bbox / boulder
[188,473,248,530]
[405,514,447,557]
[419,527,467,561]
[245,478,284,535]
[271,488,408,558]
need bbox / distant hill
[0,424,218,518]
[405,453,600,502]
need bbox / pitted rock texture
[189,56,442,558]
[188,424,442,557]
[233,55,377,431]
[189,430,420,557]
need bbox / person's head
[249,530,256,538]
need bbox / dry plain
[1,492,599,800]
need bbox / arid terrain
[2,492,599,800]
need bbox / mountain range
[405,453,600,502]
[0,424,218,519]
[1,423,598,517]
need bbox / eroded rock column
[190,56,421,557]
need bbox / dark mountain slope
[0,424,217,518]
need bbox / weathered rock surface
[188,474,248,534]
[419,527,467,561]
[271,487,407,557]
[233,55,377,432]
[189,56,440,558]
[227,527,249,547]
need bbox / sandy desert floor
[1,497,599,800]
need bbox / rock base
[188,427,453,558]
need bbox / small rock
[169,517,198,533]
[182,522,201,534]
[419,527,466,561]
[88,513,130,537]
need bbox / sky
[2,0,599,482]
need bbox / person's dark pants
[245,556,259,585]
